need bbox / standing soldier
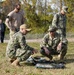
[40,26,68,61]
[52,6,68,38]
[5,3,25,39]
[6,24,37,67]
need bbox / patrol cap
[48,26,57,32]
[20,24,31,31]
[62,6,68,13]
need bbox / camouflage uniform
[6,31,34,62]
[52,12,67,38]
[40,32,68,60]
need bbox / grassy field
[0,42,74,75]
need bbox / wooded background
[0,0,74,33]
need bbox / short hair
[15,2,21,8]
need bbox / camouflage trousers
[40,44,67,60]
[57,28,66,38]
[6,48,32,62]
[59,44,67,60]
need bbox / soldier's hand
[43,47,50,55]
[10,27,15,31]
[32,49,38,54]
[57,42,62,52]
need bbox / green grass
[0,42,74,75]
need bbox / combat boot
[58,54,64,60]
[8,58,16,63]
[11,59,20,67]
[58,54,66,64]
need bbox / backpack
[26,56,65,69]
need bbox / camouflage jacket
[7,31,34,51]
[40,32,67,49]
[52,12,67,30]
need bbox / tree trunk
[60,0,62,11]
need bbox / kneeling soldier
[6,24,37,66]
[40,26,68,61]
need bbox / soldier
[6,24,37,66]
[5,3,25,39]
[52,6,68,38]
[40,26,68,61]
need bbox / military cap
[48,26,57,32]
[62,6,68,13]
[20,24,31,31]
